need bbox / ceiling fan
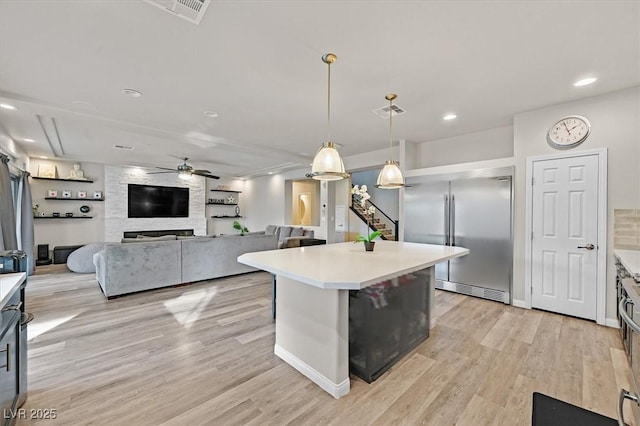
[149,157,220,180]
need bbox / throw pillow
[290,227,304,237]
[277,226,293,241]
[265,225,278,235]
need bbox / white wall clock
[547,115,591,149]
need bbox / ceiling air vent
[144,0,211,25]
[113,144,134,151]
[372,104,406,119]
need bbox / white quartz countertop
[238,240,469,290]
[0,272,25,308]
[616,249,640,281]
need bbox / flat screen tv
[128,184,189,218]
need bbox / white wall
[244,174,287,234]
[30,159,105,248]
[415,125,514,169]
[513,86,640,321]
[104,165,206,241]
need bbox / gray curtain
[0,154,17,251]
[16,172,35,275]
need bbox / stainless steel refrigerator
[404,169,513,304]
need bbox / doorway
[525,149,607,324]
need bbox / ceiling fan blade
[148,171,177,174]
[192,169,212,174]
[192,171,220,179]
[156,167,177,171]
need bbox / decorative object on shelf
[233,220,249,236]
[77,191,87,198]
[32,204,39,217]
[68,163,87,180]
[38,164,57,178]
[309,53,349,181]
[235,205,240,216]
[52,212,60,217]
[61,190,71,198]
[79,205,91,216]
[65,212,74,217]
[376,93,405,189]
[226,195,235,204]
[351,185,382,251]
[217,184,230,190]
[39,212,46,217]
[547,115,591,149]
[93,191,103,199]
[47,189,58,198]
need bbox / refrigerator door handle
[444,194,449,245]
[451,194,455,246]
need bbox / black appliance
[0,250,31,408]
[127,183,189,218]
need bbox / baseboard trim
[605,318,620,329]
[512,299,528,309]
[274,343,350,399]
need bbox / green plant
[32,204,39,217]
[233,220,249,235]
[351,185,381,243]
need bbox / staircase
[350,193,399,241]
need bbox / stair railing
[351,193,399,241]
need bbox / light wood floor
[19,268,634,425]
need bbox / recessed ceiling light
[40,156,48,159]
[443,113,457,121]
[0,103,18,110]
[122,88,143,98]
[23,139,35,143]
[203,111,218,118]
[574,77,597,87]
[268,172,274,175]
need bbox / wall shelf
[44,197,104,201]
[34,216,93,219]
[210,189,242,193]
[206,202,238,205]
[211,215,243,219]
[32,176,94,183]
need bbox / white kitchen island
[238,240,468,399]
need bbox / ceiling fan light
[376,161,405,189]
[310,142,349,181]
[178,170,191,180]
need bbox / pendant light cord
[327,60,332,143]
[388,97,393,160]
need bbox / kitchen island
[238,240,468,398]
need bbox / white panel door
[531,154,599,320]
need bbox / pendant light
[309,53,349,181]
[376,93,405,189]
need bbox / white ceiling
[0,1,638,178]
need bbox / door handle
[451,194,455,246]
[577,244,595,250]
[444,194,449,245]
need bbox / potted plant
[32,204,39,217]
[233,220,249,236]
[351,185,381,251]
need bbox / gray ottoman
[67,243,105,273]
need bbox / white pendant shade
[376,160,404,188]
[376,93,405,189]
[310,142,348,181]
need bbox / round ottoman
[67,243,105,273]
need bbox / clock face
[547,115,591,149]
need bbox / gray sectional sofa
[93,234,277,298]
